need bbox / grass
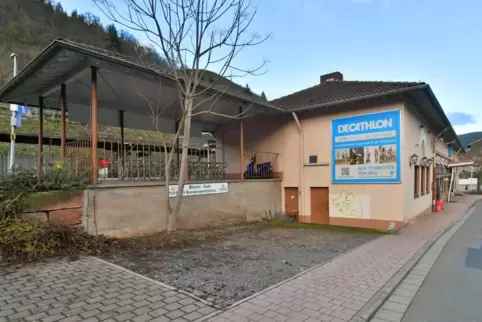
[262,220,391,235]
[0,107,184,156]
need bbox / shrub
[0,166,104,264]
[0,218,59,263]
[0,218,115,264]
[0,166,90,221]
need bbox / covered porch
[0,39,284,183]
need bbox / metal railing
[65,137,280,182]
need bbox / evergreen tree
[106,24,120,50]
[261,91,267,100]
[244,83,252,94]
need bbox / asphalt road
[402,202,482,322]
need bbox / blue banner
[15,105,22,128]
[332,110,401,183]
[20,105,32,118]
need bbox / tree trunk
[164,150,172,231]
[168,98,192,232]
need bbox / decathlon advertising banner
[332,110,401,183]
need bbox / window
[426,166,431,195]
[421,167,426,196]
[414,165,421,198]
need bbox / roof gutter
[422,86,464,152]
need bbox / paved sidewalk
[0,257,217,322]
[209,195,480,322]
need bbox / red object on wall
[435,200,443,212]
[99,159,109,168]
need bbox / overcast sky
[59,0,482,135]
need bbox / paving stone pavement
[0,196,478,322]
[208,195,480,322]
[0,257,217,322]
[371,205,475,322]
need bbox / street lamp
[8,53,18,171]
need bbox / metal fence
[0,152,58,175]
[66,137,280,182]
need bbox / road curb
[351,198,481,322]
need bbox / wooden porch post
[91,67,98,184]
[60,84,67,161]
[37,97,44,178]
[239,106,244,180]
[119,110,125,180]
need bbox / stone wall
[83,180,282,238]
[23,190,84,226]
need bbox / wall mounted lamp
[420,157,429,167]
[409,153,419,167]
[426,158,433,168]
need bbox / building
[219,72,463,230]
[0,39,464,234]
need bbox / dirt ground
[103,225,379,308]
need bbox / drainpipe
[291,112,304,217]
[432,127,449,211]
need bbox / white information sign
[168,182,228,198]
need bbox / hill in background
[0,0,266,155]
[0,0,165,86]
[458,132,482,148]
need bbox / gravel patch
[103,226,378,308]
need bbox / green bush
[0,166,90,221]
[0,166,103,264]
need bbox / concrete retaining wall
[83,180,282,238]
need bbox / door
[311,187,329,224]
[284,187,299,214]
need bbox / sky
[59,0,482,135]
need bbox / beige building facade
[220,73,463,230]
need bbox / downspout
[292,112,304,217]
[432,127,449,211]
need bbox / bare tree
[472,156,482,194]
[94,0,268,231]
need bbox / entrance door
[284,187,299,214]
[310,187,329,224]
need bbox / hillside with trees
[0,0,165,85]
[459,132,482,148]
[0,0,269,155]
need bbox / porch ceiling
[0,39,284,134]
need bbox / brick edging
[90,257,220,312]
[350,198,481,322]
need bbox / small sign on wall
[169,182,228,198]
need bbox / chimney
[320,72,343,83]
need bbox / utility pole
[9,53,18,170]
